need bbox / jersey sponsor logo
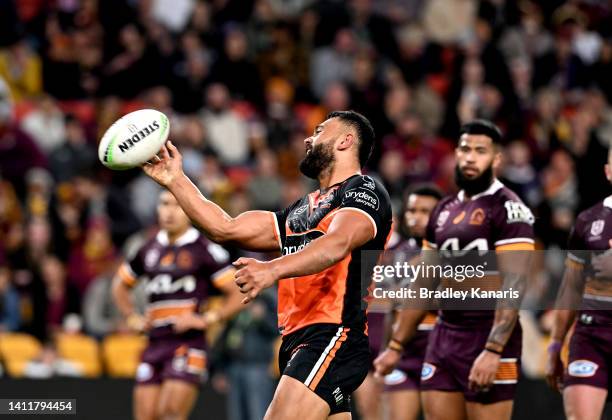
[579,313,593,325]
[145,274,196,295]
[144,249,160,269]
[135,363,154,382]
[362,176,376,190]
[384,369,408,386]
[176,250,193,269]
[568,360,598,377]
[437,210,450,227]
[332,387,344,406]
[504,201,535,225]
[344,188,379,211]
[293,204,309,216]
[421,363,436,381]
[283,243,309,255]
[469,208,485,225]
[590,220,605,237]
[160,252,175,267]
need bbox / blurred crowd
[0,0,611,392]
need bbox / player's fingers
[233,257,250,267]
[160,144,170,160]
[241,296,252,305]
[167,140,178,155]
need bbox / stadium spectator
[201,83,250,165]
[40,255,80,338]
[211,287,278,420]
[20,95,66,154]
[0,37,42,100]
[0,263,20,332]
[82,266,146,338]
[49,115,97,183]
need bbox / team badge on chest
[590,220,605,237]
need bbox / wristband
[547,341,562,354]
[387,338,404,352]
[484,341,504,355]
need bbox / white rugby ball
[98,109,170,170]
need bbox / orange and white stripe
[146,299,198,326]
[493,358,519,384]
[186,349,207,374]
[304,327,349,390]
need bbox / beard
[454,164,494,197]
[299,142,335,179]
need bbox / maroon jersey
[424,179,535,325]
[117,228,234,340]
[567,196,612,321]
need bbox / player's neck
[166,227,189,244]
[318,162,361,190]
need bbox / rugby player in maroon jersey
[113,191,244,420]
[546,147,612,420]
[356,185,441,420]
[375,120,534,420]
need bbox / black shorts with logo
[278,323,370,414]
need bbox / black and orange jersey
[116,227,235,340]
[273,174,392,336]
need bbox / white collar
[457,179,504,202]
[604,195,612,209]
[156,227,200,247]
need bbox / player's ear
[605,163,611,182]
[492,148,502,170]
[338,132,355,151]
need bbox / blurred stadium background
[0,0,611,418]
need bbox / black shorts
[279,324,370,414]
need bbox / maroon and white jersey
[566,196,612,321]
[117,228,234,340]
[423,179,535,325]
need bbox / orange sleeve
[117,263,138,288]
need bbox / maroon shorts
[565,312,612,392]
[135,337,208,386]
[420,319,521,404]
[367,312,430,392]
[384,331,429,392]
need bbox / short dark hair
[407,183,444,201]
[459,119,502,144]
[327,110,375,167]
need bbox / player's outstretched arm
[234,210,375,304]
[143,141,279,252]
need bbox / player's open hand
[233,257,278,304]
[468,350,500,392]
[545,345,564,392]
[142,140,183,187]
[373,348,401,379]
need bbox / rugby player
[546,147,612,420]
[375,120,535,420]
[113,191,244,420]
[143,111,393,420]
[357,185,441,420]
